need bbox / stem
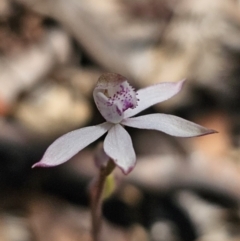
[90,160,115,241]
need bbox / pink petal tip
[32,162,52,168]
[197,128,218,137]
[116,160,136,175]
[177,78,186,89]
[121,165,135,175]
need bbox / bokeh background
[1,0,240,240]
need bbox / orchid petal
[104,124,136,174]
[124,80,185,118]
[33,122,113,167]
[122,114,217,137]
[93,73,138,123]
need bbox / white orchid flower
[33,73,216,174]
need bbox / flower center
[107,81,137,115]
[93,73,138,123]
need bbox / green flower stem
[90,160,115,241]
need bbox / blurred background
[1,0,240,240]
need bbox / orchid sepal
[104,124,136,174]
[122,114,217,137]
[32,122,113,168]
[124,79,185,118]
